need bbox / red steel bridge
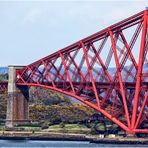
[0,10,148,134]
[0,81,7,93]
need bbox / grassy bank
[45,124,91,134]
[0,123,91,134]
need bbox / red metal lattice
[16,10,148,134]
[0,81,8,92]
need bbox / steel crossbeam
[0,81,8,92]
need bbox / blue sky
[0,0,147,66]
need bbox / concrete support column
[6,66,29,127]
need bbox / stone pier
[6,66,29,127]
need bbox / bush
[59,122,65,128]
[41,125,49,130]
[29,104,96,125]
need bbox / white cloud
[22,8,41,25]
[97,1,148,28]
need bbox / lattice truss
[0,82,7,92]
[16,10,148,134]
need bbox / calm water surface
[0,140,147,147]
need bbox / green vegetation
[0,73,8,81]
[28,87,96,126]
[0,94,7,120]
[0,74,124,135]
[0,83,96,134]
[15,126,41,132]
[29,104,95,125]
[46,123,91,134]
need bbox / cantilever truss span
[16,10,148,134]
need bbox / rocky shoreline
[0,132,147,145]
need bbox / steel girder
[0,82,8,92]
[16,10,148,134]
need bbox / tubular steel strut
[15,10,148,134]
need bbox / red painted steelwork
[0,81,8,92]
[16,10,148,134]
